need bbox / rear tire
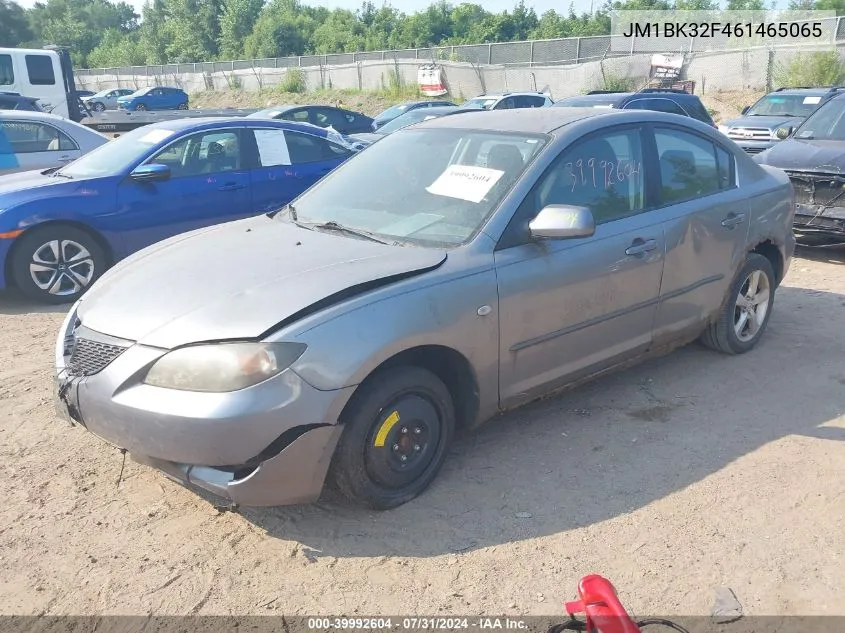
[10,225,107,305]
[700,253,775,355]
[329,366,455,510]
[177,103,188,110]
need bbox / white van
[0,47,71,119]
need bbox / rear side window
[517,95,548,108]
[0,98,15,109]
[0,121,77,153]
[25,55,56,86]
[0,55,13,86]
[624,98,687,117]
[284,130,351,163]
[655,128,733,204]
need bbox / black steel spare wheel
[330,366,455,510]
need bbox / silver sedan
[0,111,108,175]
[81,88,135,112]
[54,108,795,510]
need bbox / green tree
[219,0,263,59]
[87,28,145,67]
[0,0,33,47]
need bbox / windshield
[792,98,845,141]
[746,94,823,117]
[59,126,176,178]
[378,109,447,134]
[129,88,151,97]
[91,89,112,98]
[282,128,547,247]
[376,104,411,121]
[463,98,498,110]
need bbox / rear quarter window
[0,55,13,86]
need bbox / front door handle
[721,212,746,228]
[218,182,247,191]
[57,155,73,163]
[625,238,658,257]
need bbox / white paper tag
[803,96,821,105]
[255,129,291,166]
[139,129,174,144]
[426,164,504,203]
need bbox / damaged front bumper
[53,311,352,508]
[786,171,845,242]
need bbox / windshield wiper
[50,171,73,179]
[267,203,296,220]
[304,220,397,245]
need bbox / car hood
[77,215,448,349]
[722,115,803,130]
[0,170,84,205]
[754,138,845,172]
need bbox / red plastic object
[564,575,641,633]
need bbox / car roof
[140,116,340,137]
[0,110,72,123]
[470,92,550,99]
[766,87,842,95]
[412,106,712,135]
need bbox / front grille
[786,172,845,207]
[727,128,772,141]
[67,337,128,377]
[743,146,766,154]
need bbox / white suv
[461,92,553,110]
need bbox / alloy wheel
[29,239,95,297]
[733,269,771,342]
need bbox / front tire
[330,366,455,510]
[177,102,188,110]
[701,253,776,355]
[92,102,105,112]
[135,103,147,111]
[10,225,106,305]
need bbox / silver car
[0,111,108,175]
[82,88,135,112]
[54,108,795,510]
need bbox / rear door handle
[625,238,658,257]
[721,212,746,228]
[218,182,247,191]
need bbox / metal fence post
[530,40,535,65]
[576,37,581,63]
[488,43,493,64]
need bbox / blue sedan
[0,118,362,303]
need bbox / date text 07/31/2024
[306,618,529,630]
[621,21,823,38]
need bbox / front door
[494,125,666,407]
[117,128,251,253]
[649,124,750,342]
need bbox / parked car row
[50,107,796,512]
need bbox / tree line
[0,0,842,69]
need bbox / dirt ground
[0,249,843,617]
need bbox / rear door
[0,119,80,173]
[649,124,749,341]
[117,127,251,252]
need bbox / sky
[13,0,599,16]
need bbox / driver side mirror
[131,163,170,182]
[775,126,794,140]
[529,204,596,240]
[741,105,750,115]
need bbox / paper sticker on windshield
[426,165,504,203]
[139,129,174,144]
[803,96,822,105]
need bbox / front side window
[655,128,728,204]
[148,130,241,178]
[25,55,55,86]
[0,55,13,86]
[283,128,548,246]
[283,109,310,123]
[533,128,646,225]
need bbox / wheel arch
[750,239,784,285]
[5,220,114,289]
[339,344,481,433]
